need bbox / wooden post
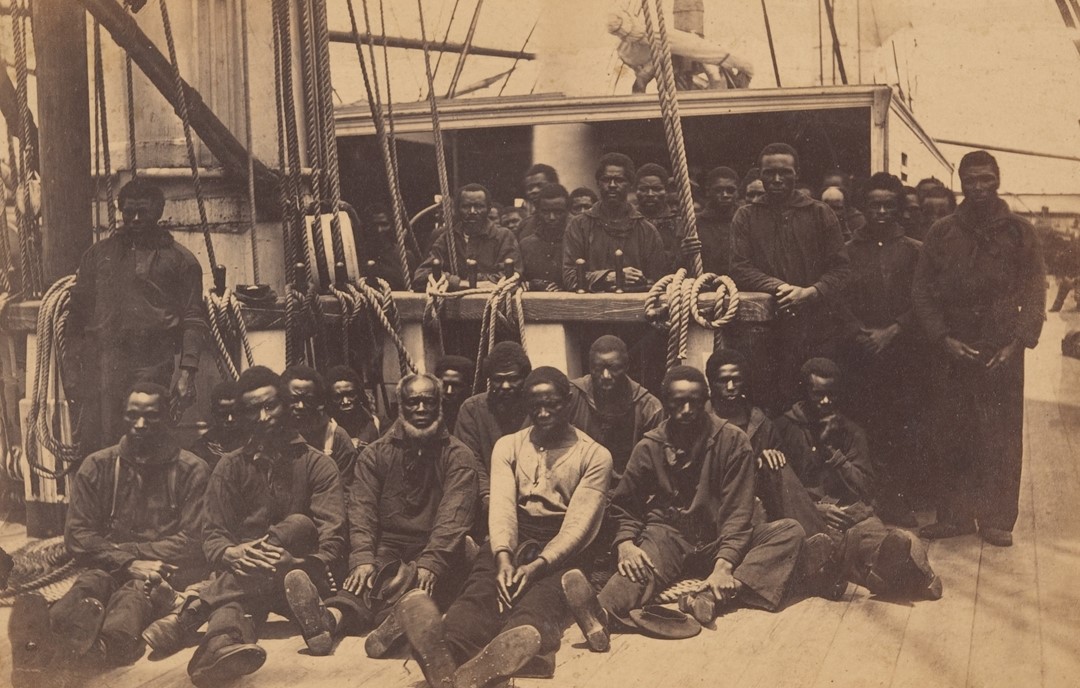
[34,0,93,284]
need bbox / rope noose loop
[644,270,742,369]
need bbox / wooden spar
[33,0,92,283]
[0,66,38,172]
[326,30,536,61]
[76,0,282,218]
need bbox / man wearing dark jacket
[14,383,209,679]
[843,173,926,524]
[563,367,805,650]
[353,204,417,291]
[282,365,359,486]
[563,153,667,292]
[283,374,479,658]
[325,365,382,450]
[68,178,207,453]
[774,358,941,601]
[187,366,346,687]
[696,166,740,275]
[567,335,663,485]
[413,184,521,291]
[634,163,699,274]
[913,151,1046,547]
[519,183,571,291]
[730,143,852,411]
[188,380,245,470]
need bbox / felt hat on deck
[364,560,418,610]
[627,605,702,640]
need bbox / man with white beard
[283,374,480,658]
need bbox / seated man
[567,335,663,485]
[282,365,359,485]
[413,183,521,291]
[563,153,667,292]
[773,358,942,600]
[396,367,613,685]
[282,373,479,658]
[13,383,209,682]
[188,380,244,470]
[325,365,382,450]
[519,183,571,291]
[454,342,532,510]
[562,367,805,650]
[186,366,346,687]
[434,354,475,432]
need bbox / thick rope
[240,0,260,284]
[416,0,460,274]
[640,0,703,278]
[11,2,42,295]
[376,0,416,261]
[311,0,348,271]
[349,280,417,377]
[204,289,255,380]
[644,270,740,368]
[158,0,216,267]
[126,53,138,173]
[6,132,31,295]
[24,276,81,480]
[92,21,118,235]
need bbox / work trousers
[50,569,157,664]
[834,517,933,596]
[928,352,1025,531]
[442,545,580,664]
[597,519,805,618]
[756,464,828,537]
[325,539,468,635]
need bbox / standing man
[730,142,851,411]
[569,187,598,217]
[13,383,210,679]
[282,365,359,485]
[283,374,478,658]
[697,166,740,275]
[413,184,521,291]
[563,153,667,292]
[843,173,925,525]
[562,366,806,648]
[634,163,700,274]
[354,204,416,291]
[519,184,571,290]
[900,186,927,240]
[188,380,245,470]
[397,367,612,684]
[69,178,207,453]
[188,366,346,686]
[434,355,475,433]
[523,163,560,211]
[913,150,1046,547]
[567,335,663,485]
[325,365,382,450]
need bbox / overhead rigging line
[821,0,848,85]
[431,0,463,82]
[92,19,117,235]
[760,0,781,87]
[445,0,484,98]
[240,0,260,284]
[11,0,42,295]
[498,14,539,97]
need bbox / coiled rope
[204,288,255,381]
[349,279,417,377]
[644,269,740,368]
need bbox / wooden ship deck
[2,308,1078,688]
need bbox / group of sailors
[8,141,1047,688]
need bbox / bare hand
[758,449,787,471]
[943,336,980,362]
[698,561,738,602]
[816,502,854,529]
[986,339,1020,373]
[860,324,900,355]
[124,559,177,582]
[343,563,375,595]
[776,284,817,310]
[819,416,849,453]
[495,552,516,610]
[416,567,438,596]
[510,559,545,602]
[172,368,197,419]
[680,236,703,257]
[623,267,645,285]
[617,540,656,584]
[222,537,282,575]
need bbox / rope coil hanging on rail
[645,269,740,369]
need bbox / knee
[765,518,806,545]
[267,514,318,553]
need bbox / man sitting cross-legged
[184,366,346,687]
[282,373,479,658]
[10,383,209,686]
[773,358,942,601]
[562,366,807,651]
[395,367,613,687]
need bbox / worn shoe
[867,530,914,593]
[514,649,556,678]
[58,597,107,663]
[678,590,718,626]
[143,596,209,658]
[924,574,944,601]
[395,589,457,688]
[980,527,1013,547]
[919,520,977,540]
[284,569,335,656]
[364,609,406,658]
[454,625,542,688]
[561,569,610,652]
[798,533,844,600]
[9,593,57,688]
[0,547,13,589]
[189,641,267,688]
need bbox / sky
[326,0,1080,195]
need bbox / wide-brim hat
[627,605,702,640]
[364,560,418,610]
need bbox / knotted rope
[645,269,740,368]
[349,279,417,377]
[204,289,255,380]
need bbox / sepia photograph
[0,0,1078,686]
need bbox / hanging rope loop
[645,269,741,368]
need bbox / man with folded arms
[562,366,805,651]
[395,367,612,687]
[282,373,478,659]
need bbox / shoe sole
[365,609,405,658]
[190,644,267,688]
[454,626,542,688]
[10,594,54,675]
[395,589,457,688]
[284,569,333,656]
[62,597,107,661]
[979,529,1014,547]
[561,569,609,653]
[689,593,716,626]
